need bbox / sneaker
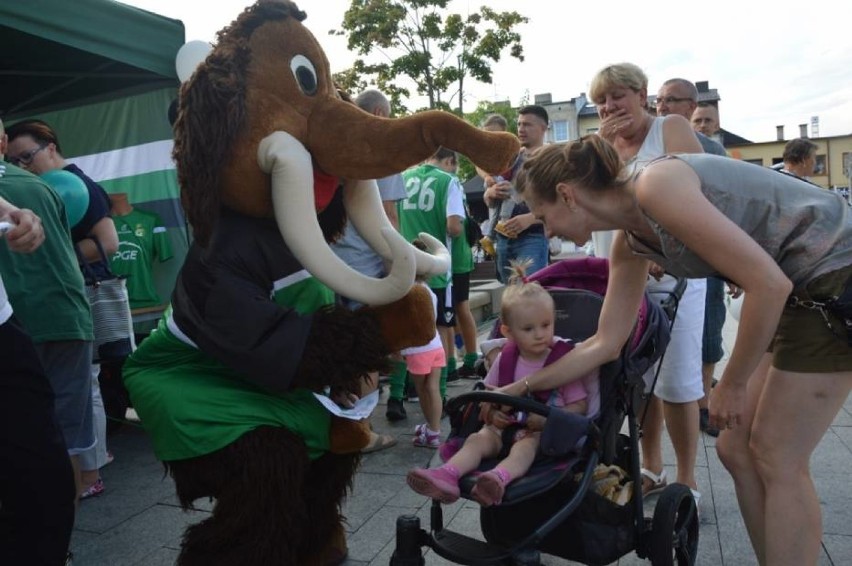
[699,408,719,438]
[413,424,441,448]
[471,468,511,507]
[80,478,105,500]
[458,365,480,380]
[65,551,74,566]
[445,369,461,384]
[386,398,407,422]
[405,382,419,403]
[407,467,460,503]
[473,358,489,378]
[691,489,702,519]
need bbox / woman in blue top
[502,135,852,566]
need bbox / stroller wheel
[649,484,699,566]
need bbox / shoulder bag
[76,237,135,363]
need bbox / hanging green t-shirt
[0,164,92,342]
[110,208,173,308]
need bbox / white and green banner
[27,87,188,310]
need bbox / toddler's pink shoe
[407,467,460,503]
[471,468,511,507]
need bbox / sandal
[640,468,668,496]
[80,478,105,500]
[361,432,397,454]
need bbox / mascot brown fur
[121,1,519,565]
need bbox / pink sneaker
[413,424,441,448]
[407,467,460,503]
[80,478,105,500]
[471,468,511,507]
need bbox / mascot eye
[290,55,318,96]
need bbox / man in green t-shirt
[398,147,464,398]
[0,159,95,509]
[0,190,77,566]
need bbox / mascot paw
[329,417,371,454]
[365,285,435,352]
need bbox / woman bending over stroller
[407,263,597,507]
[503,136,852,566]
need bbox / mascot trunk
[122,1,519,564]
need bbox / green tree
[331,0,528,116]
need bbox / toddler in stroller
[407,263,598,507]
[391,257,699,566]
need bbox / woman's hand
[598,109,633,142]
[727,283,743,299]
[707,379,746,431]
[492,379,526,398]
[648,262,666,281]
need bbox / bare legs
[698,362,714,412]
[446,427,537,481]
[454,299,477,359]
[411,367,442,432]
[717,353,852,565]
[640,395,699,490]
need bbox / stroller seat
[451,396,596,506]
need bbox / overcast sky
[123,0,852,143]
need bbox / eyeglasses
[655,96,694,106]
[7,144,47,167]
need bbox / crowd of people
[352,68,847,566]
[2,60,848,566]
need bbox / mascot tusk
[259,132,417,304]
[342,178,450,277]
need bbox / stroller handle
[445,391,554,417]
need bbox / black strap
[74,235,118,284]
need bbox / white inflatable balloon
[726,292,743,322]
[175,40,213,82]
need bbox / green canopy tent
[1,0,188,316]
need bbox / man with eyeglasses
[655,79,726,157]
[656,78,733,439]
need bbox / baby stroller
[390,257,698,566]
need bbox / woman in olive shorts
[503,136,852,566]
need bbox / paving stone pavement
[71,312,852,565]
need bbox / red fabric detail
[313,165,339,212]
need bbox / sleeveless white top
[592,117,665,258]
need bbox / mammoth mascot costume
[122,1,518,564]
